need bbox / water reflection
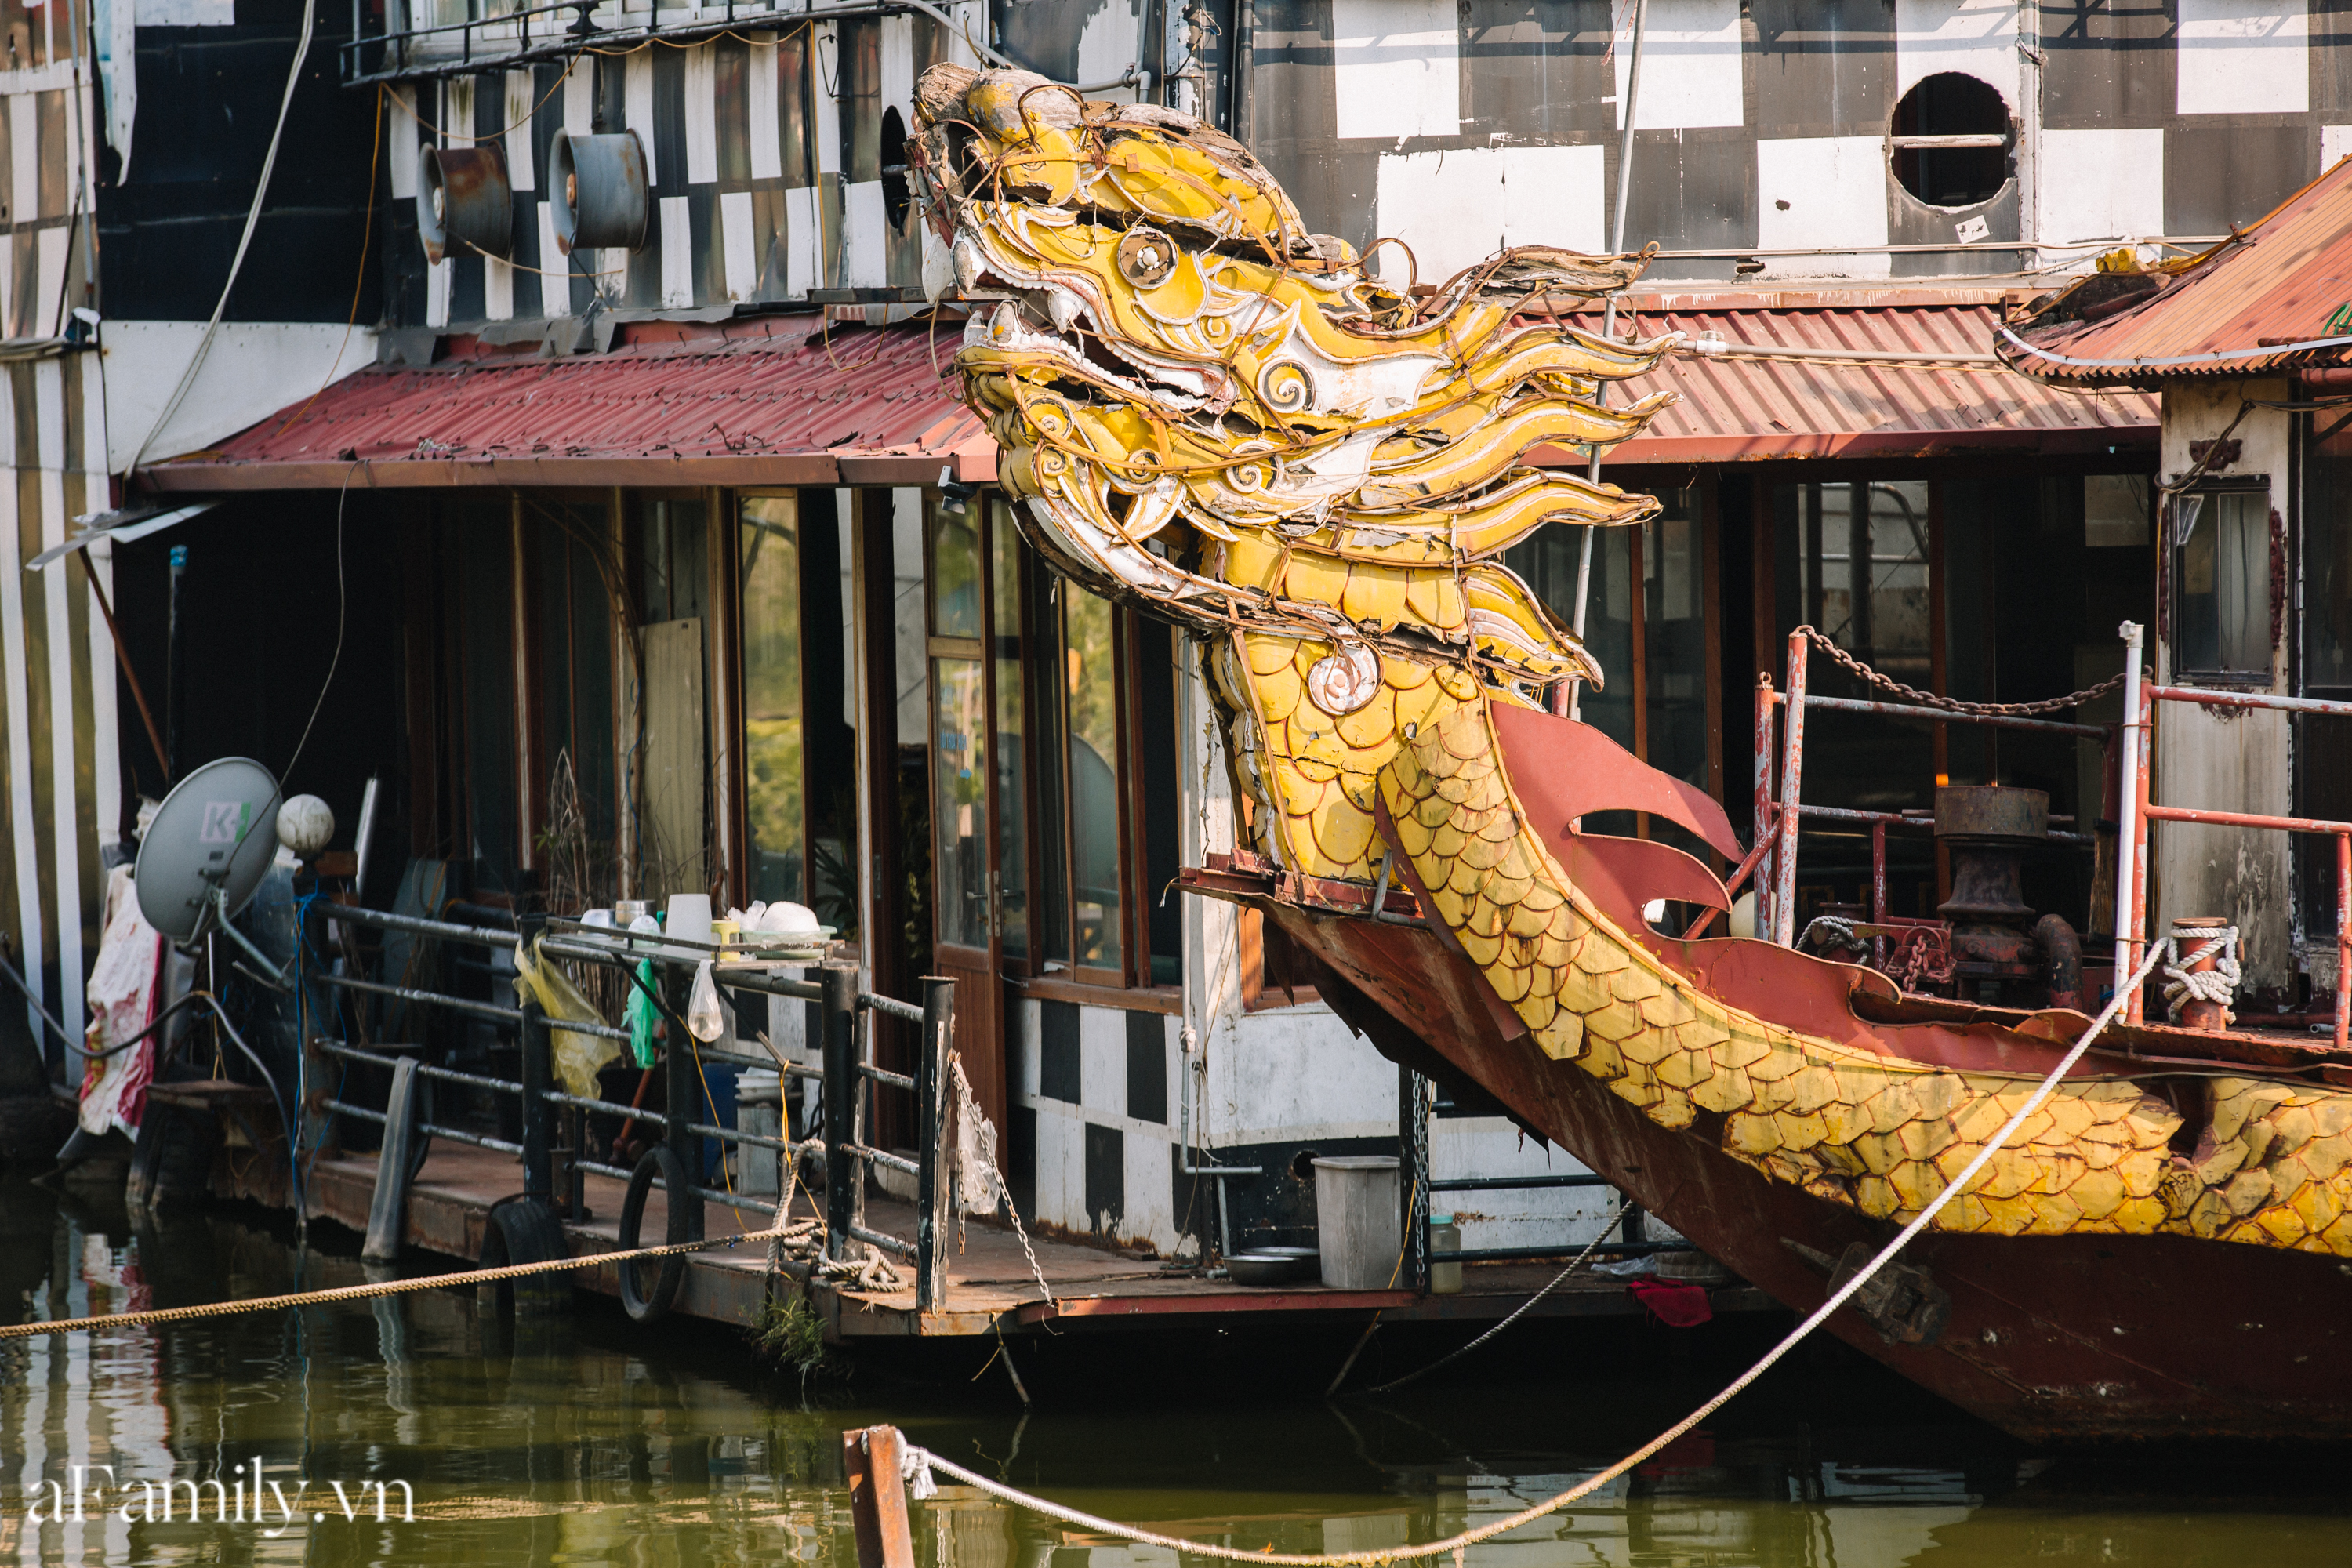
[1,1175,2347,1566]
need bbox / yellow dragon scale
[913,64,2352,1258]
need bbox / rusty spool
[1934,785,2047,925]
[418,144,514,265]
[550,130,649,255]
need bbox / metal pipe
[2148,683,2352,720]
[2114,622,2143,1001]
[572,1159,789,1218]
[1448,1242,1668,1263]
[1774,629,1809,946]
[1427,1174,1610,1192]
[1566,0,1647,721]
[520,996,553,1204]
[316,902,521,949]
[313,971,531,1029]
[1871,819,1889,970]
[1785,691,2105,739]
[1753,676,1775,940]
[822,964,859,1264]
[2143,804,2352,836]
[2338,834,2349,1051]
[858,993,925,1025]
[2129,678,2153,1024]
[848,1222,920,1260]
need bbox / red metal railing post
[1871,819,1889,970]
[1754,675,1776,941]
[2336,832,2349,1051]
[1775,632,1809,946]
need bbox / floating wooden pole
[844,1424,916,1568]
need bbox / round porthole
[1889,73,2012,209]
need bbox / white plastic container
[1312,1155,1401,1290]
[737,1069,784,1196]
[665,893,713,956]
[1428,1214,1462,1294]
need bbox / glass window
[931,658,988,948]
[740,495,805,905]
[1063,585,1123,976]
[927,495,989,952]
[992,503,1029,962]
[1795,481,1930,681]
[2174,488,2271,681]
[929,499,983,640]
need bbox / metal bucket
[1312,1155,1399,1290]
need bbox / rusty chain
[1795,626,2125,717]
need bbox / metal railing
[1399,1072,1664,1285]
[2114,622,2352,1046]
[1751,629,2113,948]
[300,902,956,1310]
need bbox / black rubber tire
[616,1146,691,1323]
[477,1196,570,1319]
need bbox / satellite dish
[135,757,283,946]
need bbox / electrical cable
[124,0,319,476]
[280,462,355,792]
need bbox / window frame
[2168,476,2276,688]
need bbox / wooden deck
[299,1143,1780,1340]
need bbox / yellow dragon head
[912,64,1681,883]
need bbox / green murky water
[2,1174,2348,1566]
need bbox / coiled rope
[2161,924,2242,1023]
[896,935,2190,1566]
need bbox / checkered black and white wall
[1247,0,2348,284]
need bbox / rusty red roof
[1547,290,2156,463]
[2002,158,2352,384]
[141,313,994,492]
[146,294,2152,495]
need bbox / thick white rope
[901,935,2190,1566]
[2161,924,2241,1023]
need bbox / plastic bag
[686,959,726,1044]
[513,938,622,1098]
[624,958,660,1068]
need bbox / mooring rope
[898,936,2189,1566]
[1346,1195,1635,1398]
[0,1205,797,1341]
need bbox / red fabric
[1628,1279,1715,1327]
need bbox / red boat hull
[1276,900,2352,1443]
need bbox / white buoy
[277,794,336,856]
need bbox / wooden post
[823,963,862,1262]
[843,1425,917,1568]
[916,975,955,1312]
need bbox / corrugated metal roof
[2003,158,2352,383]
[145,296,2152,495]
[141,313,994,492]
[1552,294,2156,463]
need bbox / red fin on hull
[1492,702,1741,861]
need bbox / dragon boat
[909,65,2352,1443]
